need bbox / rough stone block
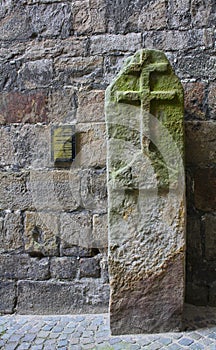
[194,168,216,211]
[0,61,18,91]
[208,83,216,118]
[106,49,185,334]
[0,91,48,124]
[167,0,191,28]
[106,0,167,33]
[50,257,78,280]
[104,55,130,85]
[79,257,101,278]
[177,53,216,80]
[204,214,216,261]
[90,33,141,55]
[185,121,216,165]
[18,59,53,89]
[190,0,216,28]
[54,56,103,85]
[80,169,107,211]
[183,82,206,119]
[77,89,105,122]
[73,0,106,35]
[27,3,72,39]
[186,215,202,259]
[24,212,59,256]
[75,123,106,168]
[17,280,109,314]
[22,37,87,61]
[60,212,92,252]
[0,127,14,166]
[47,87,77,123]
[0,211,23,253]
[0,124,51,170]
[0,9,33,41]
[100,255,109,283]
[0,172,31,211]
[144,30,205,52]
[0,254,49,280]
[61,245,100,258]
[92,214,108,250]
[0,281,16,314]
[28,169,81,211]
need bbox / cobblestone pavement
[0,304,216,349]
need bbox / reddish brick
[0,91,48,124]
[183,82,206,119]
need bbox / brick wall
[0,0,215,313]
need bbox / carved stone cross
[105,49,185,335]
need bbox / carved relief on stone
[105,49,185,335]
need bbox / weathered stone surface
[106,49,185,334]
[0,172,31,210]
[47,87,77,123]
[0,124,51,170]
[0,281,16,314]
[0,211,23,253]
[92,213,108,250]
[0,0,215,315]
[77,89,105,122]
[60,212,92,251]
[177,53,216,81]
[204,214,216,261]
[90,33,141,55]
[22,37,87,61]
[27,3,72,39]
[17,280,109,314]
[185,121,216,165]
[80,169,107,211]
[75,123,106,168]
[0,61,18,92]
[79,257,101,278]
[0,254,49,280]
[100,255,109,283]
[50,257,78,280]
[61,245,100,258]
[73,0,106,35]
[190,0,216,27]
[0,8,33,41]
[194,168,216,211]
[0,127,14,166]
[24,212,59,256]
[184,82,206,119]
[28,170,81,211]
[146,29,208,51]
[54,56,103,85]
[0,91,48,124]
[106,0,167,33]
[18,59,53,89]
[208,83,216,118]
[167,0,191,28]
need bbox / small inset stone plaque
[51,125,76,164]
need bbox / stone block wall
[0,0,215,313]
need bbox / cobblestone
[0,305,216,349]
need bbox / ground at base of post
[0,304,216,349]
